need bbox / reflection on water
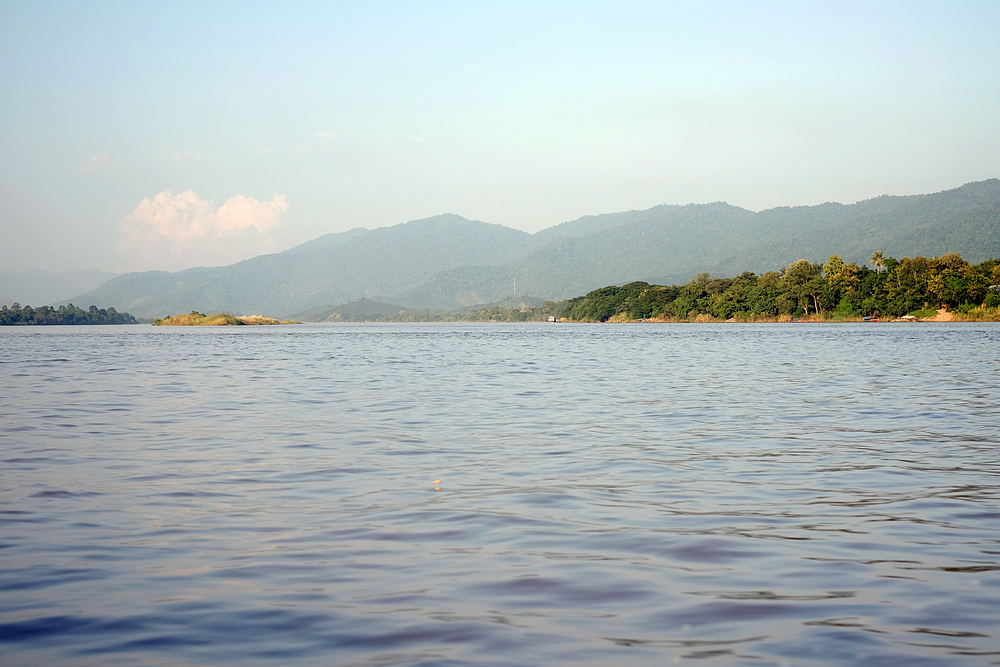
[1,323,998,666]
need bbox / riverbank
[591,307,999,324]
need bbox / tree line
[557,252,999,322]
[0,303,138,325]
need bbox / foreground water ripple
[1,322,998,666]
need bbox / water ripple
[1,322,998,665]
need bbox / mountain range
[33,179,1000,319]
[1,269,118,309]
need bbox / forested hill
[67,180,1000,319]
[68,214,537,318]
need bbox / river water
[1,323,998,666]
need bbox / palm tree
[871,250,885,273]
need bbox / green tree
[824,255,844,280]
[871,250,885,273]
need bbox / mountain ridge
[59,179,1000,318]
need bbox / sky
[2,1,999,273]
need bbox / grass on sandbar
[153,311,300,326]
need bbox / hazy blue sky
[2,1,998,272]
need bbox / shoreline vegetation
[385,305,995,324]
[547,252,1000,324]
[0,303,138,325]
[347,251,999,324]
[153,312,300,326]
[580,307,964,324]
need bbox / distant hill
[1,269,118,307]
[68,180,1000,319]
[290,298,431,322]
[70,214,538,318]
[292,294,549,323]
[280,226,371,254]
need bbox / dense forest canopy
[0,303,137,325]
[557,253,1000,322]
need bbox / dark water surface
[1,323,998,666]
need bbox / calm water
[1,323,998,666]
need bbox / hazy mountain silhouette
[65,180,1000,318]
[1,269,119,308]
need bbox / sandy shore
[918,308,954,322]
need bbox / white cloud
[313,130,338,148]
[216,194,288,234]
[79,154,109,174]
[118,191,289,271]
